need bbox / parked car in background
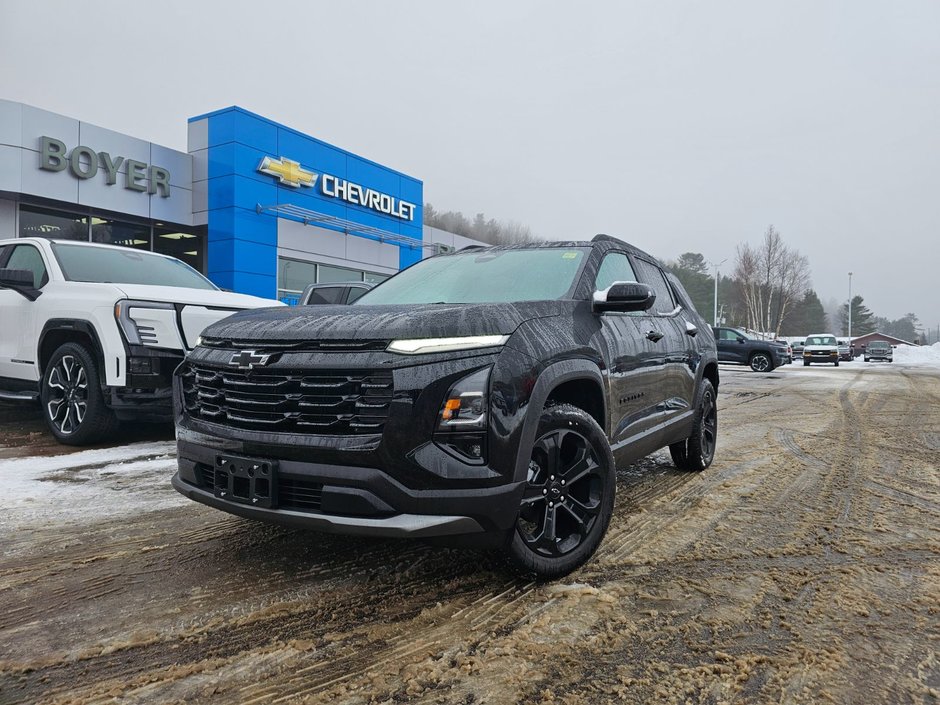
[837,340,853,361]
[0,238,279,445]
[774,340,794,364]
[713,327,789,372]
[172,235,720,578]
[864,340,893,363]
[803,334,840,366]
[300,281,374,305]
[792,340,805,359]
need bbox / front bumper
[804,350,839,363]
[173,436,526,540]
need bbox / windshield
[53,243,218,290]
[355,248,587,305]
[869,341,889,349]
[806,335,836,346]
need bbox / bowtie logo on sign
[257,155,416,221]
[258,157,317,188]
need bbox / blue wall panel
[192,106,424,299]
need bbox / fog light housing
[128,357,156,375]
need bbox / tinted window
[632,258,675,314]
[305,287,345,305]
[52,243,216,290]
[717,328,743,341]
[357,248,587,305]
[594,253,637,291]
[7,245,48,288]
[345,287,368,304]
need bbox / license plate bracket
[213,454,278,509]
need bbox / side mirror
[593,281,655,313]
[737,337,746,343]
[0,268,41,301]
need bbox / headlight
[387,335,509,355]
[114,300,174,345]
[434,367,491,463]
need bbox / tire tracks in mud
[2,368,939,704]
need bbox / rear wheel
[750,352,772,372]
[505,404,615,579]
[670,379,717,472]
[40,342,119,446]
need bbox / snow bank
[893,342,940,365]
[0,441,183,534]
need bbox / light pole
[708,258,727,327]
[848,272,853,340]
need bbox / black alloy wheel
[670,379,718,472]
[750,352,772,372]
[41,342,119,445]
[506,404,615,578]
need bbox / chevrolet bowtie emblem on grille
[230,350,274,369]
[258,156,317,188]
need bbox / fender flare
[511,358,606,484]
[37,319,107,379]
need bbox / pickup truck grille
[180,362,393,435]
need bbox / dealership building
[0,100,479,302]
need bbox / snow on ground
[0,441,182,534]
[893,342,940,365]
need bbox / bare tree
[734,225,810,337]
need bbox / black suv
[713,327,789,372]
[172,236,719,577]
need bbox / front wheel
[835,360,840,367]
[505,404,615,579]
[750,352,772,372]
[803,360,810,367]
[670,379,717,472]
[40,342,119,445]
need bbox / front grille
[196,464,323,511]
[181,362,393,435]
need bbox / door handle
[646,330,664,342]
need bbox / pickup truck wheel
[670,379,717,472]
[41,342,119,446]
[749,352,772,372]
[505,404,615,579]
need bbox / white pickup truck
[0,238,279,445]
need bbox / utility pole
[848,272,853,339]
[708,258,727,327]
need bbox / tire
[803,360,810,367]
[670,379,717,472]
[864,358,869,362]
[40,342,119,446]
[505,403,615,579]
[834,360,839,367]
[750,352,773,372]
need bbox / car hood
[113,283,280,310]
[200,301,568,342]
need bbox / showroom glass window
[154,226,204,272]
[18,205,88,240]
[91,217,151,251]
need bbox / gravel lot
[1,362,938,705]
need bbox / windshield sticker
[562,252,578,259]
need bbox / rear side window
[594,253,637,291]
[7,244,48,288]
[345,287,368,304]
[305,287,345,305]
[631,258,675,315]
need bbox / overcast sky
[2,1,938,329]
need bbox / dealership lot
[1,364,938,704]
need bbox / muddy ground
[0,363,938,705]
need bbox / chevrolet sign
[257,156,416,221]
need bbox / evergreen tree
[781,289,828,335]
[839,295,876,336]
[665,253,713,320]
